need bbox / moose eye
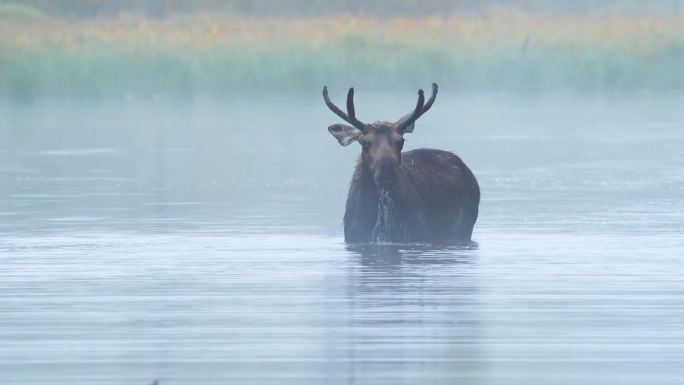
[359,139,370,148]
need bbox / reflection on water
[348,241,478,267]
[1,95,684,384]
[341,242,482,384]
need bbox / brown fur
[323,84,479,243]
[342,123,479,243]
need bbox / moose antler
[396,83,438,133]
[322,86,369,132]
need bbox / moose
[323,83,480,243]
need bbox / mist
[1,1,683,384]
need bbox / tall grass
[1,8,683,101]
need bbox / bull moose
[323,83,480,243]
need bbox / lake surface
[1,94,683,384]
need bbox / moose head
[323,83,438,188]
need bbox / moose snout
[373,157,400,188]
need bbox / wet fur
[344,148,480,243]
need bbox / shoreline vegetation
[1,4,683,101]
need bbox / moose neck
[358,156,408,242]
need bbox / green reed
[1,9,683,101]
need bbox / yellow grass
[1,10,683,100]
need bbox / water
[1,94,683,384]
[371,189,407,243]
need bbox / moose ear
[328,124,363,146]
[402,123,415,133]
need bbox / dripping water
[371,189,406,243]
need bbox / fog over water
[1,94,683,384]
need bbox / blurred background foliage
[1,0,683,101]
[3,0,684,18]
